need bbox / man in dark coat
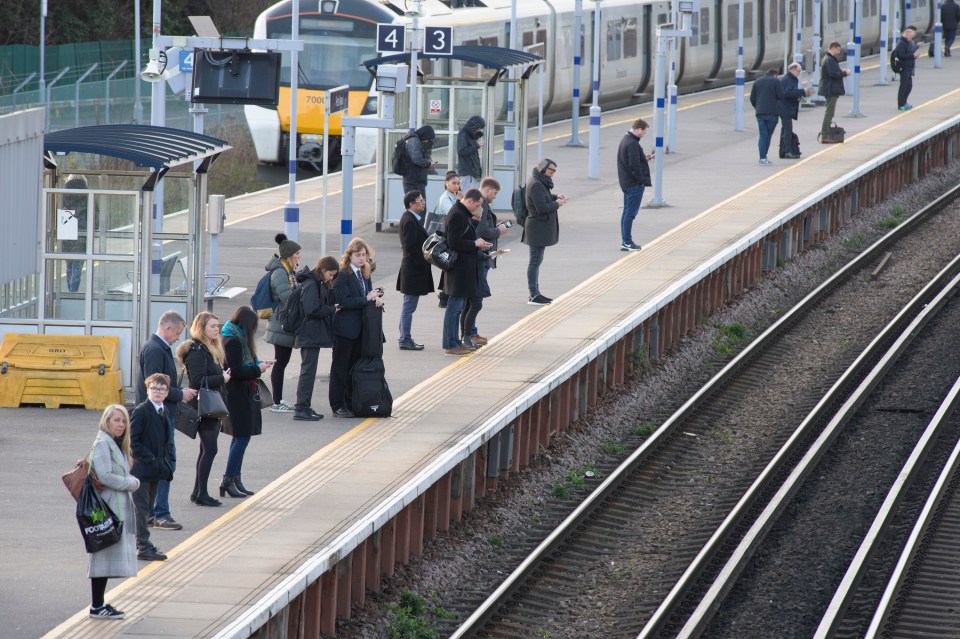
[460,177,509,348]
[616,118,652,251]
[943,0,960,55]
[130,373,175,562]
[292,258,336,420]
[442,190,491,355]
[819,42,851,141]
[523,158,567,305]
[750,68,784,165]
[135,310,195,531]
[778,63,811,159]
[401,125,437,196]
[396,190,434,351]
[894,28,922,110]
[456,115,485,191]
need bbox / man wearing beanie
[263,233,302,413]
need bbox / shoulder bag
[198,379,229,420]
[254,379,273,409]
[174,401,199,439]
[62,457,103,502]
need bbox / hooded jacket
[403,125,436,185]
[456,115,486,179]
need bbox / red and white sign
[429,99,442,115]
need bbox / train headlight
[361,97,378,115]
[321,0,339,14]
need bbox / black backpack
[890,50,903,73]
[276,284,306,334]
[391,136,411,176]
[511,185,528,226]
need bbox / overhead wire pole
[667,0,678,151]
[648,28,669,207]
[877,0,890,84]
[735,0,744,131]
[567,0,584,146]
[587,0,601,178]
[505,0,517,165]
[408,0,422,135]
[849,0,865,116]
[284,0,301,242]
[150,0,165,295]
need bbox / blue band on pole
[288,160,296,173]
[574,56,581,65]
[670,94,677,105]
[855,36,861,43]
[656,137,664,147]
[507,100,514,109]
[573,88,580,97]
[284,206,299,223]
[738,46,743,55]
[855,65,861,72]
[656,97,664,108]
[736,76,745,85]
[340,219,352,235]
[152,258,162,275]
[593,81,598,90]
[589,115,600,125]
[504,139,515,151]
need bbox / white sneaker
[270,400,295,413]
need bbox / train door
[597,5,646,104]
[718,0,763,76]
[679,1,717,85]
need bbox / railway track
[444,186,960,639]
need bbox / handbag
[254,378,273,410]
[422,231,458,272]
[198,381,229,420]
[62,458,103,502]
[76,475,123,553]
[174,401,199,439]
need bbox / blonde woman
[179,311,232,506]
[87,404,139,619]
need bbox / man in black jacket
[135,311,195,531]
[778,63,812,159]
[819,42,851,141]
[131,373,175,561]
[523,159,568,306]
[750,69,784,165]
[894,29,922,110]
[396,190,433,351]
[401,125,437,196]
[943,0,960,55]
[616,118,653,251]
[456,116,485,192]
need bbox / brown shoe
[471,335,488,345]
[444,345,473,356]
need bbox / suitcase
[350,356,393,417]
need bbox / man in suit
[442,189,491,356]
[130,373,175,561]
[136,311,197,531]
[396,190,434,351]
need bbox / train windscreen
[268,16,377,90]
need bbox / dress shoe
[471,335,488,345]
[444,345,474,356]
[234,475,255,496]
[782,152,800,159]
[195,494,222,507]
[333,407,355,418]
[137,547,167,561]
[462,339,480,350]
[294,409,322,421]
[399,340,425,351]
[219,475,247,498]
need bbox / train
[244,0,934,174]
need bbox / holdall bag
[422,231,458,271]
[198,382,229,420]
[76,475,123,553]
[62,458,103,502]
[253,378,273,410]
[174,401,200,439]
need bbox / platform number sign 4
[377,24,405,54]
[424,26,454,56]
[179,49,194,72]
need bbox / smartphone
[502,220,513,229]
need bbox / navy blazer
[332,267,372,340]
[129,400,174,481]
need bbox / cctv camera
[141,59,162,83]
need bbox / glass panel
[45,258,86,320]
[728,5,739,40]
[50,188,90,255]
[744,4,754,38]
[93,261,136,321]
[805,0,813,27]
[268,15,377,90]
[559,27,572,69]
[624,19,638,58]
[701,9,711,45]
[607,21,622,61]
[691,11,700,45]
[150,239,191,296]
[94,193,138,255]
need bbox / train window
[869,0,878,16]
[523,31,534,47]
[269,18,378,90]
[559,26,572,70]
[839,0,848,23]
[607,20,622,61]
[700,8,710,45]
[727,4,754,40]
[827,0,838,23]
[623,18,638,58]
[657,13,669,24]
[804,0,813,27]
[690,10,699,45]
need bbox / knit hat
[275,233,301,259]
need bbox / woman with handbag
[87,404,140,619]
[219,306,273,497]
[293,256,338,421]
[179,311,231,506]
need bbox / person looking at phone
[461,177,508,347]
[616,118,653,252]
[442,189,491,355]
[523,158,567,305]
[293,256,339,418]
[429,171,463,309]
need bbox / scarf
[221,321,259,367]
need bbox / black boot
[234,475,256,496]
[219,475,247,498]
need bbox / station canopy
[363,45,543,84]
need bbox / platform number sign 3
[424,26,454,56]
[377,24,405,54]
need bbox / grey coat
[522,168,561,248]
[87,431,139,578]
[263,255,297,348]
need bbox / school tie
[355,269,365,295]
[158,407,164,416]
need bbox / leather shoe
[471,335,488,345]
[195,495,222,507]
[138,547,167,561]
[445,345,474,356]
[333,407,355,418]
[293,409,322,421]
[399,340,425,351]
[462,340,480,350]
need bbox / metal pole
[321,98,330,256]
[567,0,584,146]
[285,0,301,242]
[341,124,356,254]
[74,63,98,128]
[735,0,745,131]
[588,0,601,178]
[934,1,943,68]
[505,0,517,164]
[806,0,825,104]
[538,58,544,161]
[878,0,890,84]
[408,0,422,134]
[849,0,865,116]
[39,0,46,128]
[905,0,911,31]
[105,61,127,124]
[150,0,164,295]
[667,1,678,152]
[648,30,668,208]
[794,0,804,66]
[134,0,143,124]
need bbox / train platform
[5,55,960,638]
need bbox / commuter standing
[894,29,922,110]
[396,190,433,351]
[62,175,89,293]
[294,256,339,419]
[129,373,174,562]
[179,312,231,507]
[429,171,462,309]
[263,233,301,413]
[616,118,652,251]
[750,69,784,165]
[819,42,851,142]
[441,189,491,355]
[462,177,508,347]
[778,63,811,159]
[135,310,196,532]
[331,238,383,417]
[943,0,960,55]
[456,116,485,192]
[401,125,437,196]
[220,307,272,497]
[86,404,139,619]
[523,158,567,306]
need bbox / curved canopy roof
[44,125,231,171]
[363,45,542,83]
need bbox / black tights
[194,424,219,498]
[91,576,108,608]
[271,344,293,402]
